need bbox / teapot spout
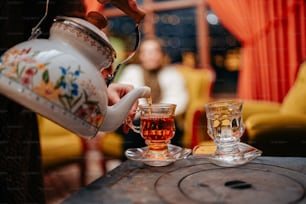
[99,86,151,132]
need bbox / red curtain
[206,0,306,102]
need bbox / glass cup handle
[125,115,140,133]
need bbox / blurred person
[116,36,189,155]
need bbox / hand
[107,83,133,104]
[107,83,138,133]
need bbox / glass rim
[139,103,177,109]
[205,99,243,107]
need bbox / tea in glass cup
[205,100,244,159]
[130,103,176,159]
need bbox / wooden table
[62,157,306,204]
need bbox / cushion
[37,115,84,169]
[99,132,124,158]
[281,61,306,114]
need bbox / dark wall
[0,0,86,54]
[0,1,86,202]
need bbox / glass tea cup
[205,100,245,160]
[128,103,176,159]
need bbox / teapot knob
[85,11,108,29]
[99,0,145,23]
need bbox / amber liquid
[147,96,153,106]
[147,96,153,115]
[141,116,175,151]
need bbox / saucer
[192,142,262,167]
[125,144,191,167]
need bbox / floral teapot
[0,1,151,138]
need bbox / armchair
[191,61,306,157]
[37,115,87,185]
[176,65,215,148]
[244,61,306,156]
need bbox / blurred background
[103,0,241,97]
[1,0,305,203]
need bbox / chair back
[281,61,306,114]
[177,65,215,147]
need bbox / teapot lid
[54,16,115,56]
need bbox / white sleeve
[117,65,148,107]
[117,64,144,88]
[159,67,189,115]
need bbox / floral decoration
[0,48,103,128]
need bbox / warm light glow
[83,0,103,14]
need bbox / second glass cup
[205,100,245,159]
[129,103,176,159]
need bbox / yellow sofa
[177,65,215,147]
[98,65,215,167]
[244,61,306,156]
[192,61,306,157]
[37,115,87,184]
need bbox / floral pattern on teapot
[0,48,103,128]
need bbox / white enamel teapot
[0,1,151,138]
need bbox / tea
[141,116,175,151]
[128,103,177,154]
[146,96,153,115]
[146,96,153,107]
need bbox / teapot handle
[99,0,145,23]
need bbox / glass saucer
[192,142,262,167]
[125,144,191,167]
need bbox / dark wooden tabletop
[62,157,306,204]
